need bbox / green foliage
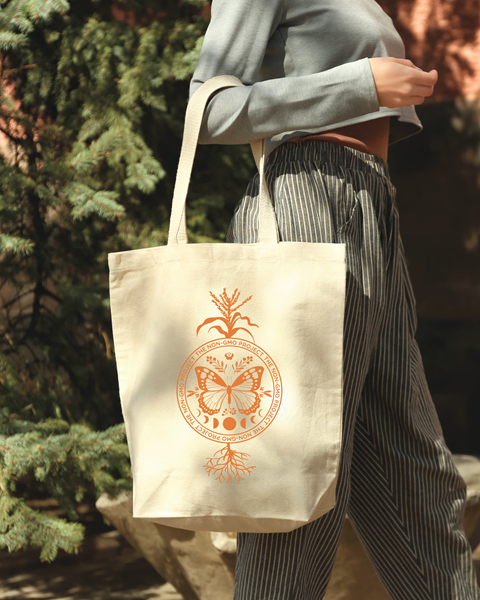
[451,99,480,171]
[0,408,130,561]
[0,0,255,561]
[0,0,70,48]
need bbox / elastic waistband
[266,140,391,180]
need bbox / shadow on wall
[388,101,480,455]
[416,320,480,455]
[378,0,480,101]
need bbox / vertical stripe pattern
[228,141,480,600]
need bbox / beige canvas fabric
[108,76,347,533]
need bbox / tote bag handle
[167,76,279,245]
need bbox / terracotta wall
[378,0,480,101]
[375,1,480,321]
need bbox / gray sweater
[190,0,422,156]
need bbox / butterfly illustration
[195,366,264,416]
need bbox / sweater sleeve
[190,0,381,145]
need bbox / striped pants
[227,141,480,600]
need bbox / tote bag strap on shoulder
[167,76,279,246]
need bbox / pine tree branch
[0,288,37,312]
[0,326,16,352]
[21,187,46,341]
[2,63,37,74]
[0,0,219,564]
[23,280,43,340]
[33,0,51,20]
[0,494,84,561]
[41,287,62,306]
[0,123,22,144]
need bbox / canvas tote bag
[108,76,346,533]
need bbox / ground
[0,501,181,600]
[1,501,479,600]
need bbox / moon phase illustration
[213,418,219,429]
[240,418,247,429]
[204,415,209,424]
[196,409,201,417]
[250,416,256,424]
[258,409,263,417]
[223,417,236,431]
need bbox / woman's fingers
[411,68,438,86]
[389,58,417,69]
[381,58,438,80]
[409,95,426,105]
[368,57,438,108]
[411,83,435,97]
[402,74,437,104]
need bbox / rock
[210,532,237,554]
[153,522,234,599]
[97,454,480,600]
[157,582,185,599]
[95,492,234,600]
[324,516,387,600]
[324,454,480,600]
[453,455,480,542]
[210,532,237,580]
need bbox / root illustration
[204,444,255,483]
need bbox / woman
[190,1,480,598]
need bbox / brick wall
[378,0,480,101]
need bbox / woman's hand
[368,57,438,108]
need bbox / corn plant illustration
[187,289,273,483]
[196,288,259,341]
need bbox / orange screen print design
[176,289,283,483]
